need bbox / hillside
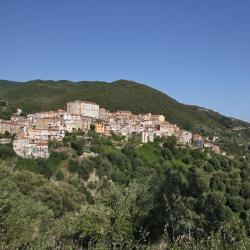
[1,80,250,248]
[0,79,250,150]
[1,131,250,249]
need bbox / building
[157,122,178,137]
[204,140,220,154]
[26,128,64,141]
[35,117,61,129]
[0,138,12,144]
[99,108,107,120]
[178,130,193,145]
[35,111,58,119]
[0,120,22,134]
[142,130,155,143]
[151,115,165,123]
[193,134,204,148]
[95,122,105,134]
[116,111,132,119]
[63,115,91,132]
[3,98,220,159]
[67,100,99,118]
[211,145,220,154]
[13,138,49,158]
[34,142,49,158]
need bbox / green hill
[1,80,250,248]
[0,79,250,150]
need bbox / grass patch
[137,143,161,164]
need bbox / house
[139,113,151,120]
[204,140,220,154]
[63,115,91,132]
[142,130,155,143]
[99,108,107,120]
[67,100,99,118]
[13,138,49,158]
[27,128,64,141]
[95,122,105,134]
[0,138,12,144]
[13,138,31,157]
[0,120,22,134]
[151,115,165,123]
[35,117,61,129]
[193,134,204,148]
[35,111,58,119]
[81,117,92,131]
[34,142,49,158]
[178,130,193,145]
[157,122,178,137]
[140,120,153,127]
[116,111,132,119]
[211,145,220,154]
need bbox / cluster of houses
[0,100,220,158]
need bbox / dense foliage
[1,131,250,249]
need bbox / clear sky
[0,1,249,121]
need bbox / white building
[178,130,193,145]
[142,130,155,143]
[27,128,64,141]
[13,139,49,158]
[67,100,99,118]
[151,115,165,123]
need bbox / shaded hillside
[0,79,249,145]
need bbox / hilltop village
[0,100,220,158]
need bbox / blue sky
[0,0,249,121]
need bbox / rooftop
[69,100,99,105]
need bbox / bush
[221,158,233,172]
[161,148,173,160]
[241,181,250,199]
[49,151,68,162]
[204,162,215,172]
[111,170,127,184]
[16,158,39,173]
[68,159,79,173]
[244,199,250,210]
[79,160,94,180]
[55,170,64,181]
[227,196,245,212]
[0,144,15,159]
[208,158,221,170]
[71,139,85,155]
[163,136,177,151]
[211,173,227,192]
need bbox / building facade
[67,100,99,118]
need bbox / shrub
[55,170,64,181]
[227,196,245,212]
[0,144,15,159]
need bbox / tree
[241,181,250,199]
[0,177,54,249]
[0,144,15,159]
[226,196,245,212]
[51,180,154,249]
[161,148,173,161]
[163,136,177,151]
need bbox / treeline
[0,131,250,249]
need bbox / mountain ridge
[0,79,249,151]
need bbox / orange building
[95,122,105,134]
